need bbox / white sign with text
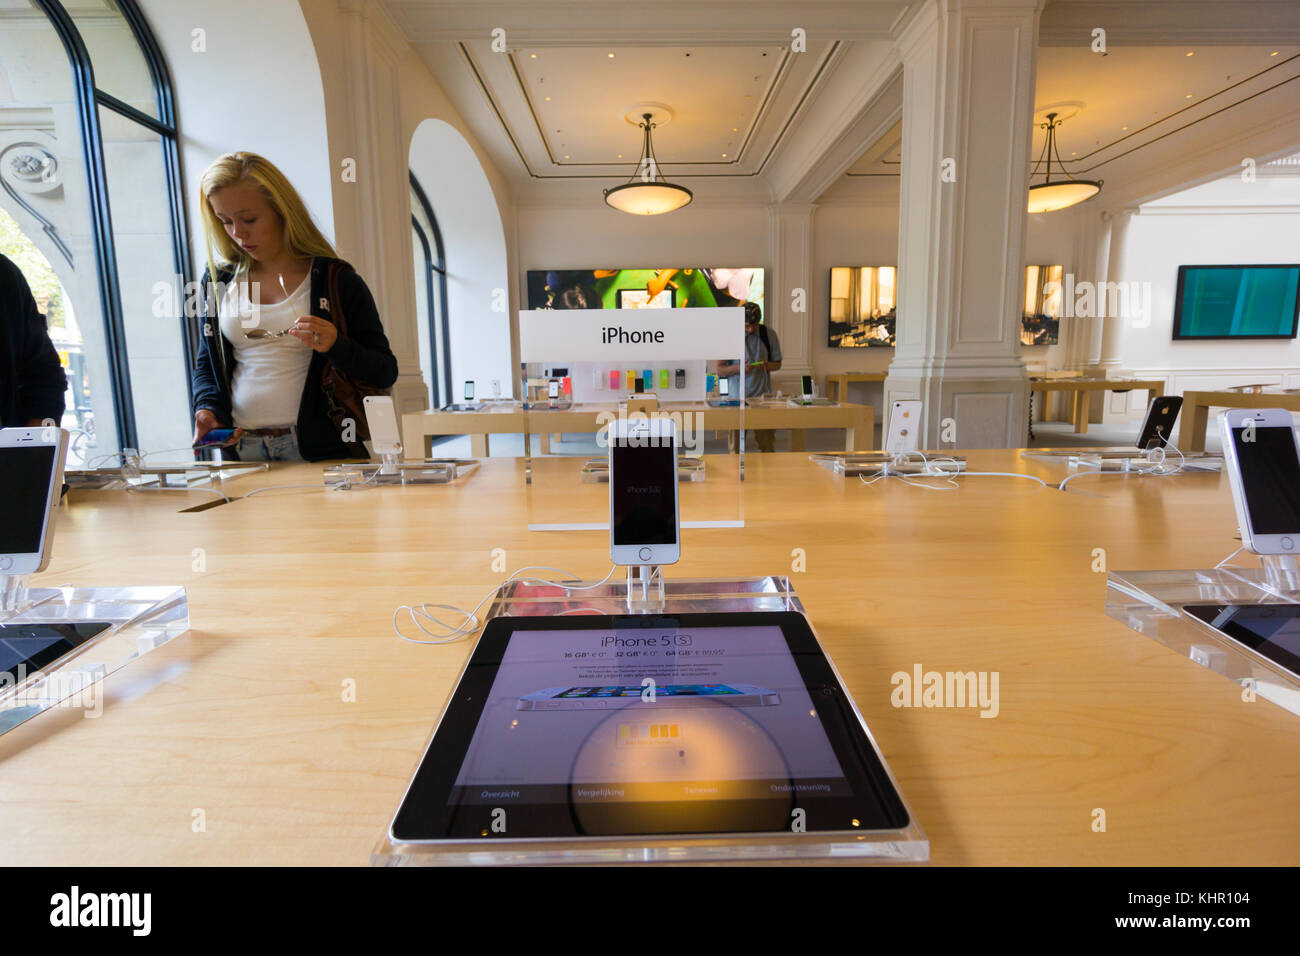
[519,307,745,362]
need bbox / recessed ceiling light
[722,153,727,158]
[564,154,570,159]
[545,96,551,101]
[732,127,738,132]
[607,53,615,59]
[1186,93,1193,98]
[530,53,537,59]
[1271,50,1280,56]
[1121,126,1128,130]
[1186,50,1194,56]
[617,154,623,158]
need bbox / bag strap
[756,322,771,359]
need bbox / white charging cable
[860,451,1046,489]
[393,564,620,645]
[1057,440,1188,493]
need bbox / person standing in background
[0,252,66,427]
[716,302,781,452]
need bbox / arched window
[410,173,451,409]
[1,0,191,464]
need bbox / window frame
[410,172,452,409]
[32,0,194,451]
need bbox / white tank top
[219,272,313,428]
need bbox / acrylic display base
[810,452,967,477]
[372,574,929,866]
[0,578,188,735]
[1022,448,1222,472]
[64,461,267,490]
[322,459,479,488]
[1106,556,1300,717]
[580,456,706,484]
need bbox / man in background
[716,301,781,451]
[0,252,66,427]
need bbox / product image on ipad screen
[609,417,680,566]
[0,426,69,574]
[1219,408,1300,554]
[464,380,475,402]
[1137,395,1182,449]
[801,374,814,401]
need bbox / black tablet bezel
[390,611,910,843]
[0,621,116,685]
[1183,603,1300,678]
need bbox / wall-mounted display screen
[1173,265,1300,340]
[1023,265,1063,346]
[828,266,896,347]
[527,268,764,314]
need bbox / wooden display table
[824,372,887,403]
[1029,377,1165,434]
[1178,389,1300,452]
[7,452,1300,865]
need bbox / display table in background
[1178,389,1300,452]
[1029,377,1165,434]
[824,372,887,404]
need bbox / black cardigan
[0,253,66,427]
[190,257,398,461]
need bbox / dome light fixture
[1028,112,1102,213]
[604,112,693,216]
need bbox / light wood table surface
[1029,378,1165,434]
[4,451,1298,865]
[404,402,875,457]
[824,372,887,404]
[1178,390,1300,452]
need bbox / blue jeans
[236,429,303,462]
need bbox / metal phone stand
[1107,552,1300,718]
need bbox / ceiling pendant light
[604,112,693,215]
[1027,112,1102,213]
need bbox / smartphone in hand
[194,427,243,449]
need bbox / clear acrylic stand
[810,452,967,477]
[1022,447,1222,472]
[322,458,479,488]
[0,578,188,735]
[1107,554,1300,717]
[580,456,706,483]
[64,461,268,490]
[372,574,929,866]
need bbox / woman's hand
[288,315,338,352]
[193,408,221,445]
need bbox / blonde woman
[190,151,397,461]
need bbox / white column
[767,203,816,390]
[885,0,1040,449]
[323,0,428,413]
[1097,207,1134,376]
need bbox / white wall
[410,119,511,395]
[138,0,335,264]
[1116,171,1300,401]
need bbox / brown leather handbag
[320,261,391,455]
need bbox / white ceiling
[383,0,1300,203]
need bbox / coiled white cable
[394,564,620,645]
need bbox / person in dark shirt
[0,253,66,427]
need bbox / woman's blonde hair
[198,151,336,280]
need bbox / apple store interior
[2,0,1300,874]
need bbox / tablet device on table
[1183,603,1300,679]
[1,621,115,686]
[389,611,911,843]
